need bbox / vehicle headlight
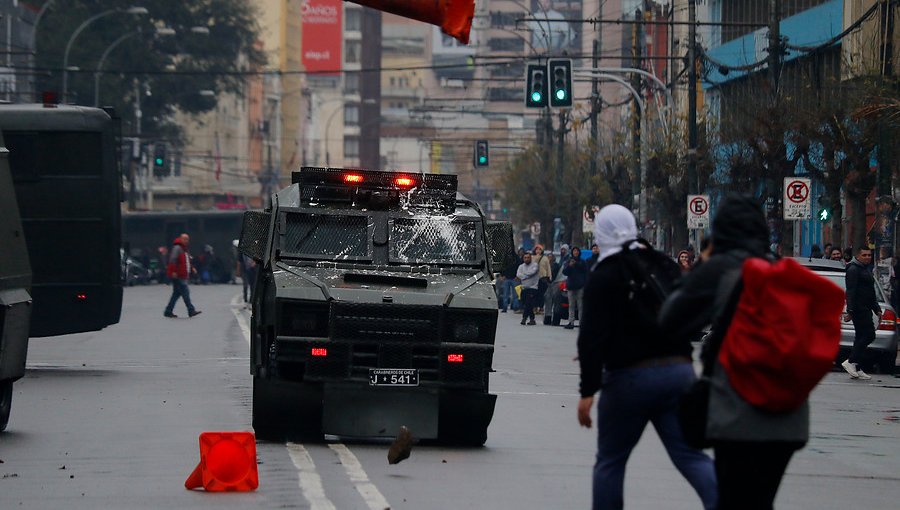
[454,322,479,342]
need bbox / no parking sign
[687,195,710,229]
[783,177,812,220]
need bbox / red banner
[302,0,343,75]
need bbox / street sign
[783,177,812,220]
[687,195,710,229]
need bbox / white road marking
[230,293,251,345]
[287,443,338,510]
[329,444,391,510]
[236,294,388,509]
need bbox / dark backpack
[618,239,682,326]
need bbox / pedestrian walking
[164,233,201,318]
[577,204,717,510]
[809,244,823,259]
[660,195,808,510]
[562,246,587,329]
[841,246,881,380]
[516,251,540,325]
[822,243,833,259]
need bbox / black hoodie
[659,195,769,343]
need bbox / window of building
[344,73,359,94]
[344,104,359,125]
[345,8,362,31]
[344,137,360,158]
[345,40,361,64]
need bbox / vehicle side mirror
[486,221,515,272]
[239,210,271,262]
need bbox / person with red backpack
[164,233,202,319]
[660,195,843,510]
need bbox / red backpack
[718,257,844,412]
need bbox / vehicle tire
[0,380,12,432]
[252,376,323,442]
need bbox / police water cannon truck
[239,167,515,444]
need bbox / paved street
[1,284,899,509]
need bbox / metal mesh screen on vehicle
[486,221,515,271]
[283,212,369,259]
[390,218,477,264]
[239,210,271,262]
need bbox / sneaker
[856,369,872,380]
[501,309,507,313]
[520,318,527,325]
[164,312,178,318]
[188,310,203,318]
[527,319,536,325]
[564,323,575,330]
[513,309,523,314]
[841,359,859,378]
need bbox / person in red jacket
[164,233,201,318]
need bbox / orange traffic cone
[346,0,475,44]
[185,431,259,492]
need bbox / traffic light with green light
[525,64,547,108]
[548,59,572,108]
[818,207,830,222]
[474,140,489,167]
[153,144,167,168]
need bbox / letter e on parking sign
[687,195,710,229]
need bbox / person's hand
[577,396,594,428]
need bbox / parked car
[120,248,151,286]
[793,257,898,374]
[543,268,569,326]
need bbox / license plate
[369,368,419,386]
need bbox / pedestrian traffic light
[474,139,489,167]
[548,59,573,108]
[818,207,830,222]
[525,63,547,108]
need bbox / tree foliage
[502,140,612,248]
[33,0,265,140]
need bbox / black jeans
[521,288,538,321]
[714,441,801,510]
[849,309,876,366]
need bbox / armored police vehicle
[239,167,514,444]
[0,132,31,431]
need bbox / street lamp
[62,6,149,103]
[94,27,176,107]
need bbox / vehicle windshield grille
[390,218,477,264]
[281,212,369,260]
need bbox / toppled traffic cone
[185,431,259,492]
[387,426,413,465]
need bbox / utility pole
[687,0,698,197]
[589,2,602,179]
[768,0,782,101]
[631,8,642,211]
